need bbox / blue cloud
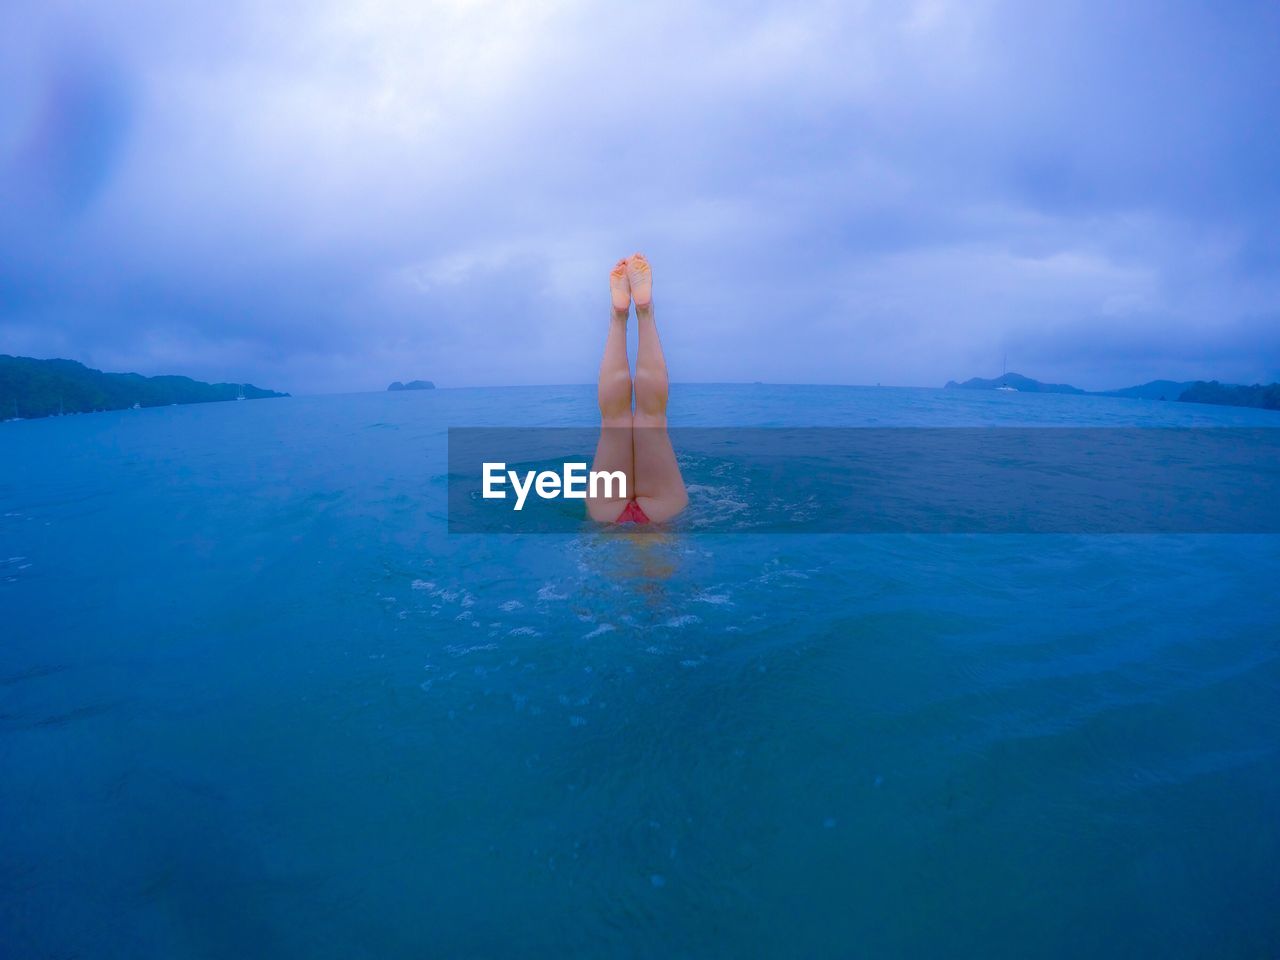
[1,0,1277,392]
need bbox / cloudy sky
[2,0,1278,393]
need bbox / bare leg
[628,254,688,522]
[587,260,634,521]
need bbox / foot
[609,259,631,314]
[626,253,652,308]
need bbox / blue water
[2,385,1278,958]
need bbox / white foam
[507,626,539,637]
[583,624,615,640]
[663,614,702,628]
[499,600,523,612]
[537,584,568,601]
[444,643,499,656]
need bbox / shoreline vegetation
[3,354,1276,421]
[946,372,1280,411]
[1,355,288,421]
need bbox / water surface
[2,385,1278,957]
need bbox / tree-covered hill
[1178,380,1280,411]
[944,372,1085,393]
[945,371,1278,411]
[1,355,288,420]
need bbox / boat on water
[236,384,247,401]
[996,354,1017,391]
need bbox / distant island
[1,355,289,421]
[1179,380,1280,410]
[387,380,435,391]
[945,373,1085,394]
[945,372,1279,410]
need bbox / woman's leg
[587,260,635,521]
[628,254,688,522]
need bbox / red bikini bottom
[615,500,651,524]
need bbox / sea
[2,384,1278,958]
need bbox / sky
[1,0,1278,394]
